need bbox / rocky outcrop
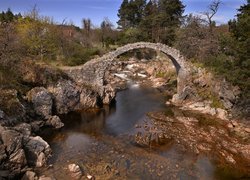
[46,115,64,129]
[0,124,51,179]
[193,67,240,110]
[23,136,51,168]
[180,101,229,120]
[27,87,53,118]
[47,79,100,114]
[27,87,64,129]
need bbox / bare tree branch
[203,0,222,32]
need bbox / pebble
[87,174,95,180]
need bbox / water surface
[40,84,248,179]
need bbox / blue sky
[0,0,247,27]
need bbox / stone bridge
[62,42,192,103]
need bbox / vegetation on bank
[0,0,249,101]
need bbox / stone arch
[103,42,191,96]
[63,42,191,103]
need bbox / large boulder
[78,87,101,109]
[1,129,23,158]
[0,129,27,169]
[218,85,240,110]
[48,80,81,114]
[23,136,51,168]
[14,123,32,136]
[27,87,53,118]
[48,80,100,114]
[172,86,194,104]
[46,115,64,129]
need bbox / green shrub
[63,46,101,66]
[197,88,224,109]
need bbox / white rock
[126,64,134,70]
[87,174,94,180]
[114,73,128,80]
[137,73,147,78]
[216,108,228,120]
[68,163,83,179]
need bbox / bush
[63,45,101,66]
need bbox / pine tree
[5,8,14,22]
[132,0,147,27]
[229,0,250,65]
[139,0,157,41]
[117,0,129,29]
[155,0,185,45]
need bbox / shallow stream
[40,83,249,179]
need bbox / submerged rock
[68,163,83,179]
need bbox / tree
[82,18,91,35]
[229,0,250,66]
[5,8,14,22]
[101,18,114,47]
[17,13,61,60]
[82,18,92,47]
[176,14,207,59]
[131,0,147,27]
[203,0,221,33]
[117,0,146,29]
[139,0,158,41]
[117,0,184,44]
[0,8,20,23]
[117,0,129,29]
[154,0,185,44]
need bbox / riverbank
[36,85,250,179]
[0,58,249,179]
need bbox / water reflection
[105,86,166,135]
[42,86,248,179]
[58,86,166,136]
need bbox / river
[39,83,249,179]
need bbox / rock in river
[68,163,83,179]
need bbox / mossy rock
[0,89,25,117]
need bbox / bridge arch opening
[106,42,189,97]
[63,42,190,104]
[115,48,181,75]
